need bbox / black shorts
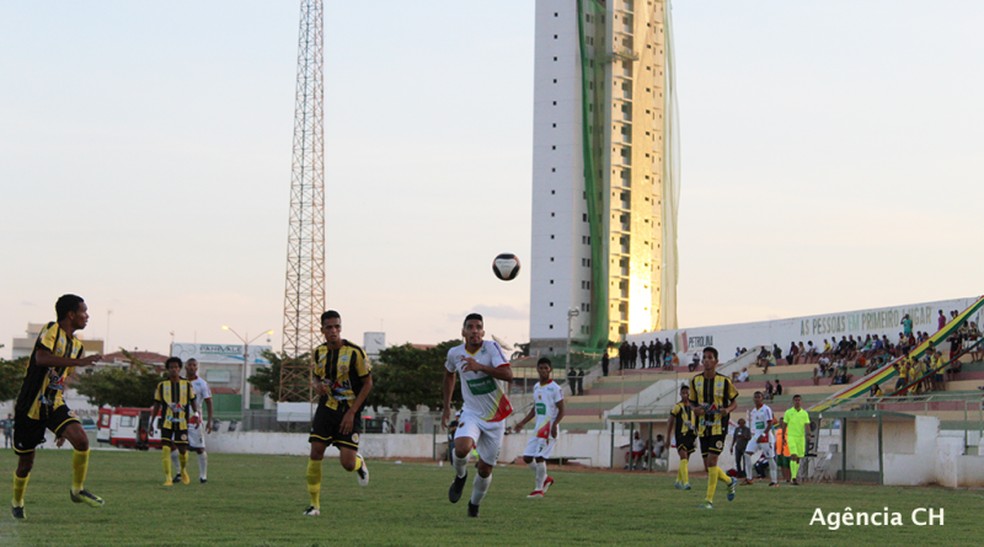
[699,433,727,458]
[308,403,362,451]
[162,426,189,445]
[13,405,80,454]
[675,434,697,456]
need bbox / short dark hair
[702,346,719,359]
[55,294,84,321]
[463,313,483,326]
[679,384,689,393]
[537,357,552,368]
[753,390,763,397]
[792,394,802,400]
[165,357,183,369]
[321,310,341,323]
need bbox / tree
[368,340,462,411]
[249,351,311,402]
[0,356,28,402]
[74,349,163,407]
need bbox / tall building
[530,0,679,354]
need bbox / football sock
[743,454,753,479]
[768,457,778,484]
[452,451,468,478]
[71,449,90,494]
[790,458,800,481]
[535,462,547,491]
[717,465,731,483]
[705,466,720,502]
[12,472,30,507]
[353,455,364,473]
[470,473,491,506]
[306,459,322,510]
[198,452,208,480]
[679,459,689,484]
[179,451,189,473]
[170,449,179,474]
[162,446,173,480]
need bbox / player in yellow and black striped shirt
[303,310,374,517]
[11,294,105,519]
[689,346,739,509]
[666,384,697,490]
[151,357,198,486]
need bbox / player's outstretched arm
[35,349,101,369]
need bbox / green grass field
[0,449,980,545]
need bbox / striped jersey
[16,322,84,420]
[313,340,371,411]
[445,340,513,422]
[689,372,738,436]
[155,379,196,430]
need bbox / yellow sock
[790,459,800,480]
[306,459,322,509]
[354,455,364,472]
[71,449,90,494]
[179,451,188,472]
[12,472,30,507]
[162,446,173,481]
[717,466,731,484]
[705,466,720,502]
[679,459,689,484]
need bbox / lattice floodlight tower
[280,0,324,402]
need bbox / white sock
[470,473,491,506]
[744,453,753,479]
[198,452,208,480]
[171,449,179,473]
[769,456,778,484]
[535,461,547,490]
[452,451,468,478]
[527,461,537,487]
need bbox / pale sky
[2,1,981,359]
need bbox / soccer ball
[492,253,521,281]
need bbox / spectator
[576,368,585,396]
[812,363,821,386]
[901,313,913,337]
[567,368,577,396]
[652,434,665,460]
[648,340,658,369]
[601,350,610,377]
[1,413,12,449]
[765,380,774,401]
[730,418,751,479]
[639,342,648,369]
[968,322,983,362]
[689,353,700,372]
[629,431,645,470]
[663,338,674,366]
[938,309,947,331]
[737,368,749,383]
[772,344,782,365]
[774,379,783,397]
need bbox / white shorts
[744,439,774,459]
[454,410,505,466]
[523,435,557,460]
[188,423,206,450]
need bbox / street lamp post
[222,326,274,428]
[566,308,580,371]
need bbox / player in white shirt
[170,358,214,483]
[512,357,566,499]
[743,391,778,486]
[441,313,514,518]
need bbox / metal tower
[280,0,324,401]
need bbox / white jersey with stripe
[748,404,774,440]
[532,380,564,437]
[445,340,513,422]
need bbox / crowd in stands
[739,309,982,395]
[616,339,678,371]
